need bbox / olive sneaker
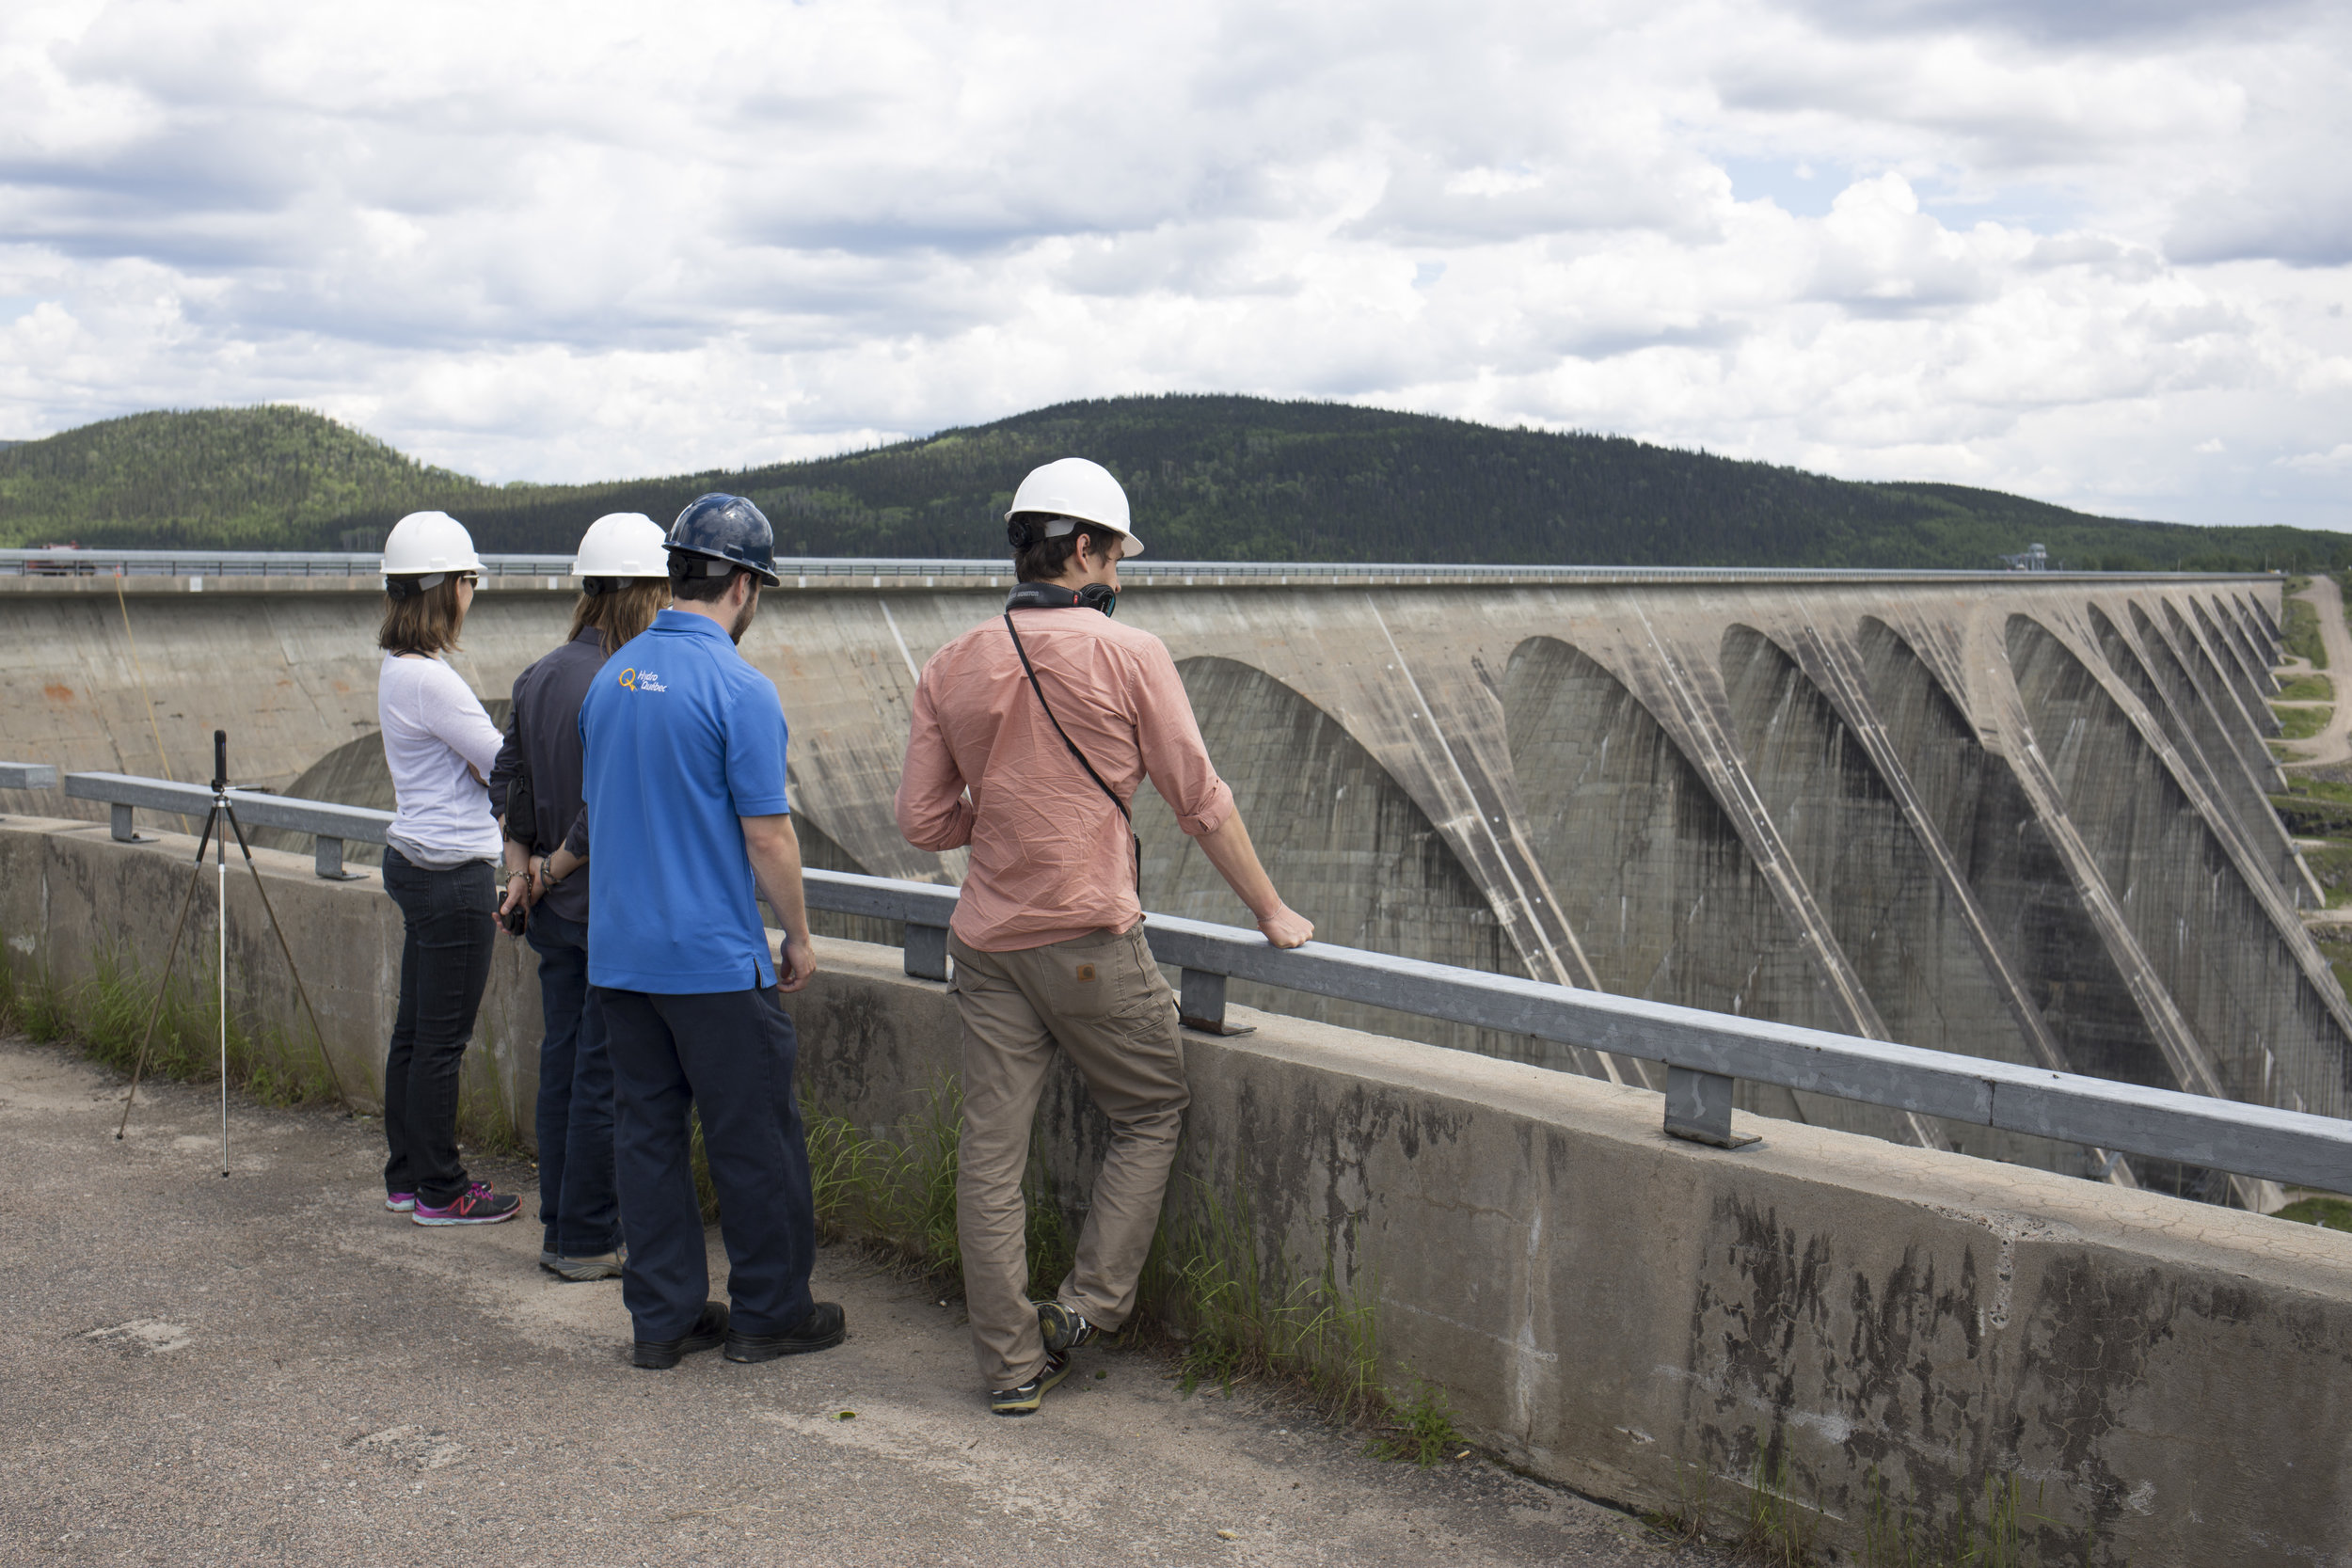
[544,1247,628,1282]
[1035,1299,1098,1354]
[988,1352,1072,1417]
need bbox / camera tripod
[115,730,349,1172]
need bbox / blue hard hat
[666,493,781,587]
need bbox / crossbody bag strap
[1004,611,1142,888]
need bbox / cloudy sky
[2,0,2347,529]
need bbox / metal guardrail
[0,763,57,820]
[0,548,2278,587]
[14,768,2342,1197]
[62,771,389,879]
[813,867,2352,1194]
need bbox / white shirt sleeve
[421,660,505,777]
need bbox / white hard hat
[381,511,484,590]
[1006,457,1144,557]
[572,513,669,579]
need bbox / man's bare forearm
[742,815,813,949]
[1195,811,1281,920]
[1195,812,1313,950]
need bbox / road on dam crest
[0,1036,1711,1568]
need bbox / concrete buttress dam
[0,566,2336,1197]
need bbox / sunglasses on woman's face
[456,572,481,586]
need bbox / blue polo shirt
[579,610,790,992]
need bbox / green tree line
[5,396,2344,571]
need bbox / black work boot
[724,1302,848,1362]
[632,1301,729,1370]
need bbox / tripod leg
[223,806,352,1109]
[116,809,218,1139]
[216,816,228,1177]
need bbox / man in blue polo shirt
[576,492,846,1370]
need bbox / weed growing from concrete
[1735,1448,1823,1567]
[453,1018,533,1162]
[1365,1376,1464,1468]
[1146,1178,1383,1422]
[806,1108,888,1232]
[1641,1461,1715,1547]
[1856,1465,2073,1568]
[1022,1136,1076,1301]
[799,1078,966,1277]
[7,955,74,1044]
[788,1096,1414,1440]
[11,942,339,1109]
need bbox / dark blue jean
[381,847,496,1207]
[525,907,621,1257]
[598,985,817,1342]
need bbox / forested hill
[3,396,2343,571]
[0,408,492,549]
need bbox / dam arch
[1855,615,2178,1177]
[1130,656,1548,1066]
[2210,593,2277,695]
[2090,603,2304,896]
[2005,613,2347,1126]
[2191,596,2276,723]
[2224,592,2279,665]
[1715,623,2052,1148]
[2162,598,2280,784]
[1498,635,1826,1123]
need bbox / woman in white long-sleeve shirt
[375,512,521,1227]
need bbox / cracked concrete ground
[0,1035,1717,1567]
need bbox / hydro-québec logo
[617,668,668,693]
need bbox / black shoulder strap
[1004,611,1141,888]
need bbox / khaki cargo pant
[948,924,1187,1391]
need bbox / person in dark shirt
[491,513,671,1281]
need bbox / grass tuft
[1365,1376,1464,1467]
[5,941,338,1109]
[1143,1178,1383,1422]
[1736,1448,1823,1566]
[2274,1194,2352,1231]
[801,1078,966,1277]
[2274,704,2330,740]
[2284,594,2328,669]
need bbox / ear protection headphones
[1004,581,1118,617]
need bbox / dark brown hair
[1012,517,1120,583]
[672,563,748,603]
[377,578,469,656]
[566,578,670,654]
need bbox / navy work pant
[525,908,621,1257]
[380,847,496,1208]
[597,985,818,1342]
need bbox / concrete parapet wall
[0,569,2331,1196]
[2,817,2345,1562]
[0,816,546,1133]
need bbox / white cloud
[0,0,2346,530]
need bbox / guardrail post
[109,802,155,845]
[1179,968,1254,1036]
[312,835,365,881]
[1662,1066,1760,1149]
[904,923,950,982]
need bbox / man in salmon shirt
[895,457,1314,1418]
